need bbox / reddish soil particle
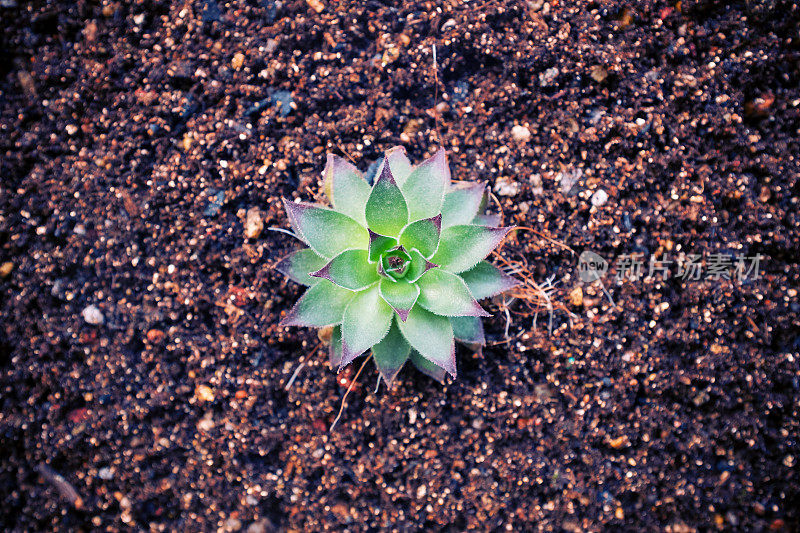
[1,0,799,531]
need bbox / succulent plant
[275,146,518,385]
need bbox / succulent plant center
[380,248,412,280]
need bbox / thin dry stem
[330,356,371,432]
[490,226,579,338]
[432,44,442,147]
[335,141,357,165]
[284,341,322,390]
[512,226,576,256]
[266,226,300,240]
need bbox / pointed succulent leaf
[460,261,519,299]
[431,224,513,274]
[365,164,408,236]
[310,249,379,291]
[472,213,502,226]
[450,315,485,346]
[472,188,502,225]
[369,230,397,263]
[329,326,343,368]
[282,199,369,258]
[322,153,371,225]
[340,283,394,368]
[405,249,438,283]
[379,278,420,321]
[400,148,450,221]
[371,318,412,386]
[416,268,490,317]
[398,214,441,258]
[397,306,456,378]
[279,280,355,327]
[410,350,447,383]
[384,146,414,186]
[441,182,485,228]
[274,248,328,285]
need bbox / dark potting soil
[1,0,799,530]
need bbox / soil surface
[2,0,799,531]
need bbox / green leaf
[365,163,409,236]
[405,249,438,283]
[379,278,420,321]
[368,230,397,263]
[371,318,411,386]
[282,198,369,258]
[310,249,379,291]
[329,326,343,368]
[472,188,501,225]
[274,248,328,285]
[384,146,414,186]
[410,350,447,383]
[322,153,371,225]
[279,280,355,327]
[472,213,502,226]
[431,224,513,274]
[416,268,490,317]
[340,283,394,368]
[450,316,485,346]
[397,306,456,377]
[441,182,485,228]
[460,261,519,299]
[398,214,441,258]
[400,148,450,222]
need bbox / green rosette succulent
[275,146,519,385]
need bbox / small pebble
[0,261,13,278]
[98,467,114,480]
[305,0,324,13]
[530,174,543,195]
[231,52,245,71]
[494,177,520,197]
[511,125,531,143]
[247,520,274,533]
[146,329,165,343]
[569,286,583,306]
[607,435,630,449]
[83,22,98,42]
[82,305,104,325]
[590,65,608,83]
[559,167,582,194]
[223,517,242,532]
[539,67,559,87]
[197,415,214,432]
[195,385,215,403]
[317,325,334,345]
[244,207,264,239]
[591,189,609,207]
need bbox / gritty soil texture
[2,0,800,531]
